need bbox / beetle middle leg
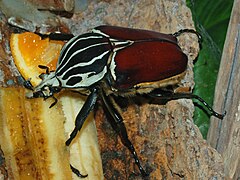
[100,89,149,177]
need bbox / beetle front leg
[66,87,99,146]
[66,87,99,178]
[100,90,149,177]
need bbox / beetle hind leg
[100,90,149,177]
[148,89,225,119]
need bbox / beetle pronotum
[24,25,225,177]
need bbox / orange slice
[8,32,104,179]
[10,32,64,86]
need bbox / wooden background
[208,0,240,179]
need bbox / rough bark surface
[96,100,224,179]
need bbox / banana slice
[0,88,103,180]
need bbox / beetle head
[26,72,61,99]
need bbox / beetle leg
[38,65,50,74]
[49,96,58,108]
[66,87,99,146]
[36,32,74,41]
[70,90,89,97]
[148,89,226,119]
[66,87,98,178]
[100,89,149,177]
[172,29,202,49]
[70,164,88,178]
[23,79,34,90]
[172,29,202,45]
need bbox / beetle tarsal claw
[49,96,58,108]
[212,110,226,120]
[70,164,88,178]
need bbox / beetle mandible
[24,25,225,178]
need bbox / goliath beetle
[24,25,225,177]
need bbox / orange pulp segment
[10,32,64,86]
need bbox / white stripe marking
[59,50,110,78]
[58,35,104,66]
[63,66,108,88]
[57,41,109,73]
